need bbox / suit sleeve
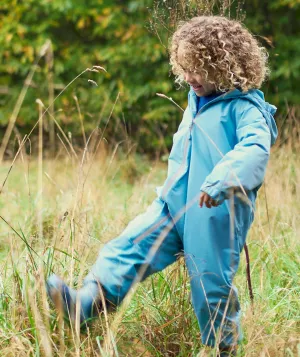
[200,105,272,202]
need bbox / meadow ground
[0,142,299,356]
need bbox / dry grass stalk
[45,40,55,158]
[73,95,87,149]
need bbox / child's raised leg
[47,197,183,326]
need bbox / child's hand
[199,192,219,208]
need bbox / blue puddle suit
[85,88,278,347]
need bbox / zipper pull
[189,121,194,140]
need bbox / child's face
[177,42,216,97]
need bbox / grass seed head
[88,79,98,86]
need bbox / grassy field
[0,141,299,356]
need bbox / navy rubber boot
[46,274,103,329]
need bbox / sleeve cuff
[200,181,228,203]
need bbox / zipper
[161,126,192,199]
[161,89,239,200]
[188,122,193,140]
[161,94,218,198]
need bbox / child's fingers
[211,200,219,207]
[199,193,204,207]
[200,192,216,208]
[199,192,208,207]
[199,193,218,208]
[205,197,212,208]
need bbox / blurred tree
[243,0,300,105]
[0,0,298,156]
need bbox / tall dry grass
[0,117,299,356]
[0,36,299,356]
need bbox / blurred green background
[0,0,299,156]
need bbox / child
[47,16,278,356]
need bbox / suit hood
[242,89,278,146]
[188,88,278,146]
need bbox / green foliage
[0,0,299,154]
[243,0,300,105]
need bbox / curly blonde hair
[169,16,269,92]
